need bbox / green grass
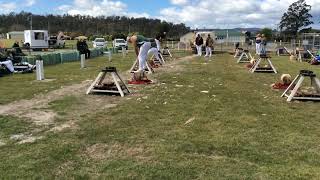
[1,52,320,179]
[0,53,134,104]
[0,116,33,139]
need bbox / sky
[0,0,319,29]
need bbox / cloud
[0,2,17,13]
[170,0,189,6]
[159,0,320,29]
[58,0,150,18]
[26,0,36,7]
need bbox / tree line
[0,11,190,40]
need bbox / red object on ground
[272,82,294,90]
[151,64,160,68]
[128,79,153,85]
[311,60,320,65]
[246,64,254,69]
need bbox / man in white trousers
[256,34,262,55]
[195,34,204,56]
[127,34,157,75]
[148,34,164,64]
[205,34,214,58]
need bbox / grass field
[1,51,320,179]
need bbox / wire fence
[165,40,320,54]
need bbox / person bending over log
[127,34,157,74]
[147,34,164,64]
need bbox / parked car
[113,39,128,50]
[48,35,65,48]
[92,38,107,49]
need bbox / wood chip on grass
[184,117,195,125]
[201,91,209,94]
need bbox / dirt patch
[10,133,44,144]
[86,143,152,162]
[49,121,77,133]
[156,55,196,74]
[0,80,90,124]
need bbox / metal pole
[313,34,315,50]
[30,15,32,30]
[108,52,112,62]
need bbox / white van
[24,30,49,49]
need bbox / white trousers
[148,47,162,64]
[256,43,261,55]
[196,45,202,56]
[0,60,14,72]
[138,42,151,71]
[205,47,212,57]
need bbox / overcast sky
[0,0,319,29]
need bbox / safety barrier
[21,48,104,66]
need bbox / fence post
[36,60,45,81]
[80,54,86,69]
[122,47,126,58]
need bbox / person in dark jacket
[77,39,90,59]
[205,34,214,58]
[195,34,204,56]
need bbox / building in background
[180,32,195,45]
[215,30,245,44]
[301,33,320,50]
[6,31,24,41]
[180,29,215,45]
[180,29,245,45]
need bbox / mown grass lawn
[1,51,320,179]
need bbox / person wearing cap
[205,34,214,58]
[77,39,90,59]
[127,34,157,74]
